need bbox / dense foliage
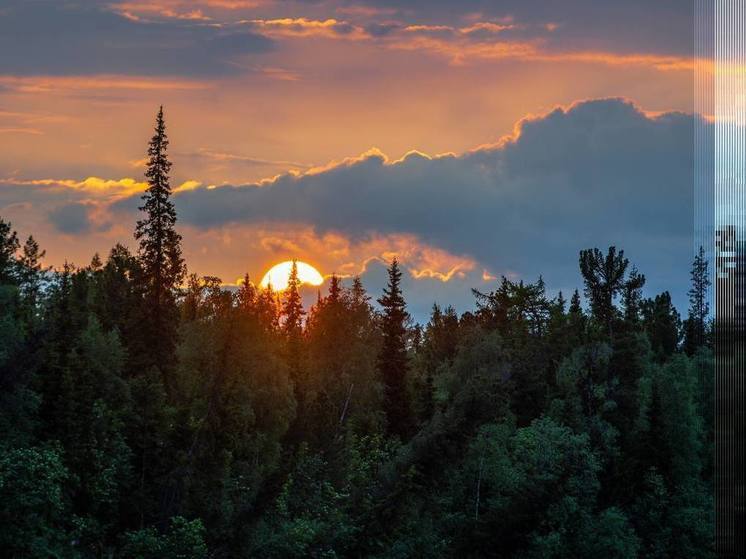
[0,112,713,558]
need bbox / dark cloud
[340,0,692,57]
[0,1,274,76]
[364,22,401,37]
[132,98,701,309]
[48,203,95,234]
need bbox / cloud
[48,203,98,234]
[181,148,310,169]
[121,98,699,309]
[246,18,368,39]
[0,1,274,77]
[0,177,148,200]
[0,0,696,81]
[238,13,695,70]
[332,0,693,58]
[0,128,44,135]
[0,75,210,95]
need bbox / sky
[0,1,704,321]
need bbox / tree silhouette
[0,218,19,284]
[134,106,185,379]
[684,246,711,354]
[621,266,646,325]
[282,260,305,340]
[579,246,630,334]
[237,273,256,312]
[377,258,412,438]
[282,260,307,430]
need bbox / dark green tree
[641,292,681,362]
[567,289,586,341]
[17,235,46,308]
[134,106,185,380]
[377,258,412,438]
[237,273,257,312]
[579,246,631,334]
[0,446,75,557]
[683,246,711,354]
[281,260,305,341]
[621,266,646,325]
[0,218,19,284]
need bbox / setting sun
[260,260,324,291]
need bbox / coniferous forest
[0,111,714,558]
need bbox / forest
[0,110,714,558]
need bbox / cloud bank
[152,98,696,307]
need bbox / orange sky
[0,1,702,317]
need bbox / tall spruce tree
[134,106,185,378]
[377,258,412,438]
[281,261,308,441]
[684,246,711,354]
[282,260,305,340]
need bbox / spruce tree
[282,260,305,340]
[237,273,256,312]
[621,266,646,325]
[134,106,185,378]
[641,291,681,362]
[281,260,307,416]
[377,258,412,438]
[17,236,45,310]
[684,246,710,354]
[0,218,19,285]
[327,274,342,304]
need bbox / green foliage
[0,446,77,558]
[249,446,355,558]
[120,516,207,559]
[641,291,681,362]
[0,218,20,284]
[683,246,711,354]
[0,194,715,558]
[378,258,413,438]
[134,106,185,379]
[579,246,631,331]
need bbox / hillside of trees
[0,110,714,558]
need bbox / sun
[259,260,324,291]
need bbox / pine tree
[17,235,46,312]
[237,273,256,312]
[579,246,631,335]
[282,262,305,374]
[256,284,279,332]
[90,253,103,271]
[0,218,19,285]
[282,260,305,340]
[377,258,412,438]
[134,106,185,378]
[621,266,646,325]
[641,291,681,362]
[327,274,342,304]
[684,246,711,354]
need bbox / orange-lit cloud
[1,176,148,198]
[173,222,476,289]
[0,128,43,135]
[246,18,368,40]
[0,75,210,94]
[388,32,698,70]
[0,176,201,200]
[110,0,265,21]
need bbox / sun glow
[259,260,324,291]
